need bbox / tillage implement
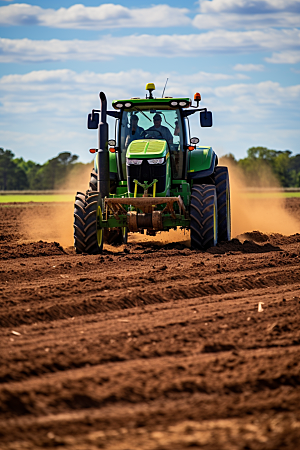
[73,83,231,253]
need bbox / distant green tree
[0,148,28,190]
[236,146,296,187]
[29,152,79,189]
[288,154,300,187]
[14,157,42,189]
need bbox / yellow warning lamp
[194,92,201,107]
[146,82,155,99]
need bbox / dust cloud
[21,164,93,248]
[59,163,93,193]
[20,160,299,250]
[21,203,75,248]
[223,160,300,237]
[128,228,190,246]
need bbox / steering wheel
[142,129,164,139]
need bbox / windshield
[119,108,184,179]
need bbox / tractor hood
[126,139,167,159]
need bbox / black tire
[215,166,231,242]
[89,169,97,191]
[190,184,218,250]
[74,191,87,254]
[89,169,123,246]
[104,227,128,245]
[84,192,104,254]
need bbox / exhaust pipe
[97,91,109,197]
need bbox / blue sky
[0,0,299,163]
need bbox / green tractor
[74,83,231,253]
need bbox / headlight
[115,102,123,109]
[148,158,165,165]
[127,159,143,165]
[124,102,132,108]
[179,101,187,107]
[170,101,178,107]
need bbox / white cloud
[233,63,264,71]
[193,12,300,29]
[0,69,240,116]
[0,3,191,29]
[199,0,300,14]
[265,50,300,64]
[0,29,299,63]
[195,0,300,29]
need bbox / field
[1,194,300,450]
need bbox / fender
[187,146,217,180]
[94,151,118,180]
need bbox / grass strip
[0,194,74,203]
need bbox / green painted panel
[109,151,118,173]
[127,140,166,158]
[147,140,166,154]
[128,141,148,154]
[188,146,213,173]
[94,152,117,173]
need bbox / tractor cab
[108,84,213,195]
[112,92,192,182]
[119,106,184,181]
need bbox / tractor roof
[112,97,191,111]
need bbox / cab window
[120,108,184,179]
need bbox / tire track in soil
[1,260,300,327]
[1,203,300,449]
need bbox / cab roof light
[146,82,155,99]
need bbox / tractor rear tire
[84,192,104,254]
[74,191,87,254]
[88,171,120,245]
[215,166,231,242]
[89,169,97,191]
[190,184,218,250]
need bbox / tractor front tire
[89,169,122,245]
[84,192,104,254]
[190,184,218,250]
[74,191,87,254]
[215,166,231,242]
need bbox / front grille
[127,160,166,194]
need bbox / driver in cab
[146,113,173,144]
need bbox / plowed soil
[1,199,300,450]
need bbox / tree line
[0,148,91,190]
[1,146,300,190]
[221,147,300,187]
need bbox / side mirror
[87,112,99,129]
[200,111,213,127]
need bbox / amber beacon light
[194,92,201,107]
